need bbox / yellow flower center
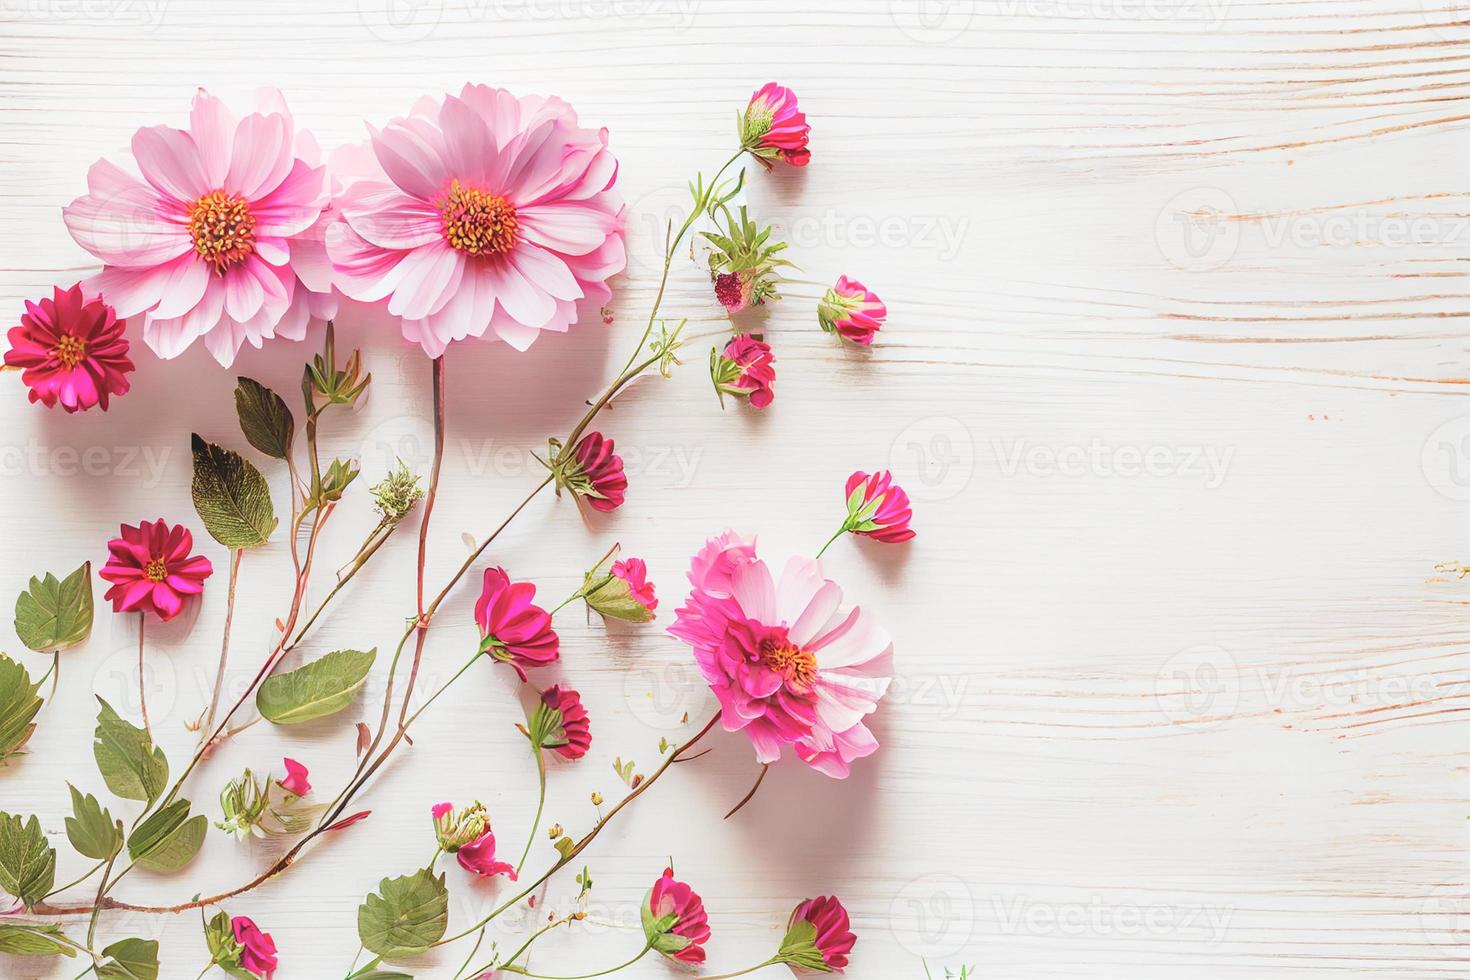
[760,637,817,691]
[188,190,256,274]
[144,558,168,583]
[52,334,86,369]
[439,180,518,257]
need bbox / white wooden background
[3,1,1469,977]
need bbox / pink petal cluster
[788,895,857,972]
[63,88,331,366]
[668,532,893,778]
[475,567,559,680]
[740,83,811,169]
[818,276,886,346]
[540,685,592,760]
[328,84,626,357]
[844,470,915,543]
[611,558,657,615]
[230,916,278,979]
[457,827,517,880]
[99,519,214,621]
[5,285,134,412]
[278,757,311,797]
[567,431,626,512]
[711,333,775,408]
[647,867,711,964]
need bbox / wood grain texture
[1,1,1468,977]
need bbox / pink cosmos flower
[539,685,591,760]
[328,84,626,357]
[611,559,657,615]
[475,567,559,680]
[5,284,134,412]
[668,532,893,778]
[458,827,517,880]
[63,88,331,366]
[562,431,626,512]
[99,519,214,622]
[230,916,278,979]
[843,470,914,543]
[644,867,711,964]
[710,333,775,408]
[739,83,811,169]
[278,758,310,797]
[784,896,857,972]
[818,277,886,346]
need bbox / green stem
[42,859,107,899]
[501,943,651,979]
[700,961,780,980]
[401,651,482,731]
[515,744,547,875]
[501,915,576,970]
[193,959,217,980]
[550,589,583,615]
[815,524,847,559]
[197,548,243,743]
[84,853,117,949]
[136,613,150,740]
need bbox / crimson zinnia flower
[779,895,857,973]
[537,685,591,760]
[562,431,626,512]
[5,284,134,412]
[99,519,214,621]
[711,333,776,409]
[739,83,810,169]
[475,567,559,680]
[643,867,711,964]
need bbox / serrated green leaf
[234,377,294,460]
[0,922,75,956]
[92,698,168,805]
[357,868,448,959]
[127,800,206,873]
[65,784,122,861]
[0,654,42,763]
[13,561,93,653]
[96,937,160,980]
[190,434,277,548]
[0,812,54,908]
[256,648,376,726]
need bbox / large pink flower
[63,88,330,366]
[328,85,626,357]
[668,532,893,778]
[475,567,559,680]
[99,519,214,621]
[5,284,134,412]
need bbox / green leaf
[13,561,93,652]
[234,377,295,460]
[191,434,278,548]
[357,868,448,959]
[0,812,54,908]
[127,800,206,873]
[64,784,122,860]
[0,654,43,763]
[257,648,376,726]
[96,937,160,980]
[92,698,168,805]
[0,922,75,957]
[776,920,827,971]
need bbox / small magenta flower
[566,432,627,512]
[278,758,310,797]
[529,685,592,761]
[818,277,886,346]
[6,284,134,413]
[581,548,658,623]
[99,519,214,621]
[842,470,915,543]
[475,567,559,681]
[710,333,776,409]
[457,827,517,879]
[431,801,515,879]
[642,867,711,964]
[778,896,857,973]
[739,83,810,169]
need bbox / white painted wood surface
[3,1,1469,976]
